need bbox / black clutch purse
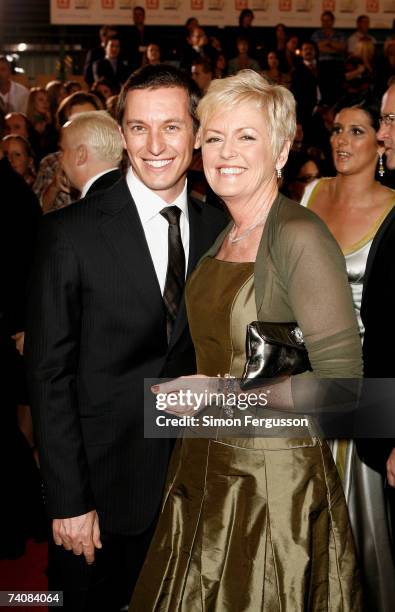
[240,321,312,390]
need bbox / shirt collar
[126,167,188,224]
[81,168,118,198]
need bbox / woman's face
[331,108,379,175]
[290,160,320,202]
[200,101,278,203]
[267,52,279,69]
[287,37,298,53]
[237,40,249,55]
[147,44,160,63]
[216,54,226,71]
[2,138,31,177]
[97,83,113,100]
[35,91,50,115]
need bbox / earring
[276,168,282,179]
[378,154,385,178]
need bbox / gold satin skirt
[130,436,362,611]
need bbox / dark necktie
[160,206,186,342]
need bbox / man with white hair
[59,111,123,198]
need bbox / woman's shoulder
[271,192,340,251]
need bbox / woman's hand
[151,375,217,417]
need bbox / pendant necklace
[228,210,270,245]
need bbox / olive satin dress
[130,194,363,611]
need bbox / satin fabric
[130,259,362,611]
[302,179,395,611]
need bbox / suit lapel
[361,204,395,312]
[99,179,164,318]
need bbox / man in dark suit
[83,25,118,88]
[25,65,225,612]
[359,84,395,499]
[291,41,321,136]
[92,36,129,93]
[58,110,123,198]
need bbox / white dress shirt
[81,168,118,198]
[126,168,189,295]
[0,80,29,113]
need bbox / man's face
[121,87,196,203]
[106,39,120,60]
[189,28,205,48]
[0,60,11,86]
[358,17,369,34]
[133,7,145,27]
[378,86,395,170]
[321,14,334,29]
[301,43,315,62]
[59,129,80,188]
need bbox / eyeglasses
[379,114,395,126]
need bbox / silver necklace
[228,211,270,245]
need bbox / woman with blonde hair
[2,134,36,186]
[130,71,362,611]
[26,87,58,160]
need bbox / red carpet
[0,539,48,611]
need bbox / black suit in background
[291,63,320,130]
[25,177,226,610]
[0,157,44,558]
[85,168,122,197]
[357,206,395,469]
[83,46,105,88]
[92,58,130,92]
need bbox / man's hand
[386,448,395,488]
[52,510,102,564]
[12,331,25,356]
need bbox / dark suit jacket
[85,168,122,197]
[357,205,395,471]
[83,46,105,87]
[291,63,320,126]
[92,58,130,91]
[25,177,226,535]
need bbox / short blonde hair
[197,70,296,159]
[65,110,123,165]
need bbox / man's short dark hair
[322,10,335,21]
[357,14,369,25]
[192,58,213,76]
[117,64,201,132]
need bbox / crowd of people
[1,5,395,612]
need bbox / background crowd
[1,5,395,611]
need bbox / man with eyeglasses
[378,84,395,171]
[358,84,395,547]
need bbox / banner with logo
[50,0,395,27]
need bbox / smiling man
[25,65,226,612]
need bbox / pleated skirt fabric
[130,436,362,612]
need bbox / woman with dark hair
[45,80,67,119]
[91,77,116,102]
[234,8,257,58]
[273,22,287,52]
[261,49,291,88]
[26,87,58,161]
[228,37,260,75]
[282,150,321,202]
[301,101,395,611]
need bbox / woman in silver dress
[301,102,395,612]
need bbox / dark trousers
[48,523,156,612]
